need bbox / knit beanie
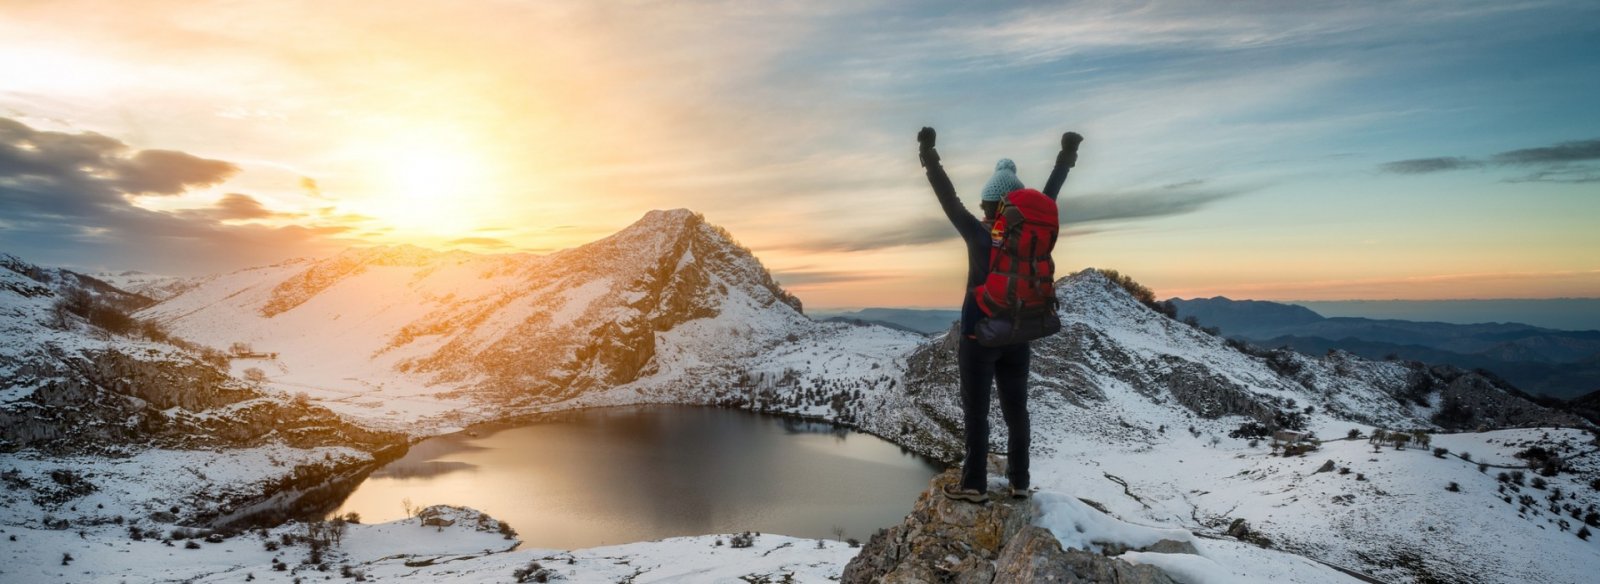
[980,158,1024,203]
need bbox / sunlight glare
[364,130,496,237]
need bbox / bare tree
[243,367,268,386]
[329,517,348,547]
[48,299,75,330]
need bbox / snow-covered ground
[136,252,508,433]
[1027,426,1600,584]
[3,505,856,583]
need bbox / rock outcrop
[843,457,1185,584]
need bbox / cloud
[1503,168,1600,184]
[300,176,324,199]
[1061,185,1244,226]
[766,173,1248,253]
[771,269,896,286]
[769,182,1241,253]
[113,149,238,195]
[773,217,957,253]
[1378,157,1484,174]
[0,118,237,201]
[0,116,348,274]
[1492,139,1600,165]
[1379,138,1600,181]
[445,236,511,249]
[209,193,277,220]
[940,1,1551,69]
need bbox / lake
[329,406,942,548]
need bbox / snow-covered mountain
[2,253,154,314]
[93,270,200,302]
[138,209,919,433]
[0,253,398,454]
[3,209,1596,583]
[0,253,405,531]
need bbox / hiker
[916,126,1082,503]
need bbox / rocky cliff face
[844,457,1184,584]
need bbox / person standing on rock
[917,126,1082,503]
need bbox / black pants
[957,335,1031,491]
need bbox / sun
[361,131,496,237]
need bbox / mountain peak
[1057,268,1150,314]
[639,207,702,225]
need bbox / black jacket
[922,148,1073,336]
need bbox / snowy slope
[1,252,405,540]
[3,504,859,584]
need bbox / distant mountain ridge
[1295,298,1600,331]
[1171,296,1600,399]
[810,308,960,334]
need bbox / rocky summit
[845,456,1188,584]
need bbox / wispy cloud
[1063,182,1247,226]
[942,0,1553,66]
[772,269,898,287]
[1503,168,1600,184]
[768,180,1243,252]
[774,217,956,253]
[1379,157,1485,174]
[1379,138,1600,183]
[444,236,511,249]
[1492,139,1600,165]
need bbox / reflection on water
[330,406,941,548]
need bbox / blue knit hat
[980,158,1023,202]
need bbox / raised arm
[1041,131,1083,201]
[918,127,986,244]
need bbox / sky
[2,0,1598,309]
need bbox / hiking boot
[1005,484,1034,500]
[941,483,989,504]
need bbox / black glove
[918,126,939,167]
[1058,131,1083,168]
[1062,131,1084,152]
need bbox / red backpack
[973,188,1062,346]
